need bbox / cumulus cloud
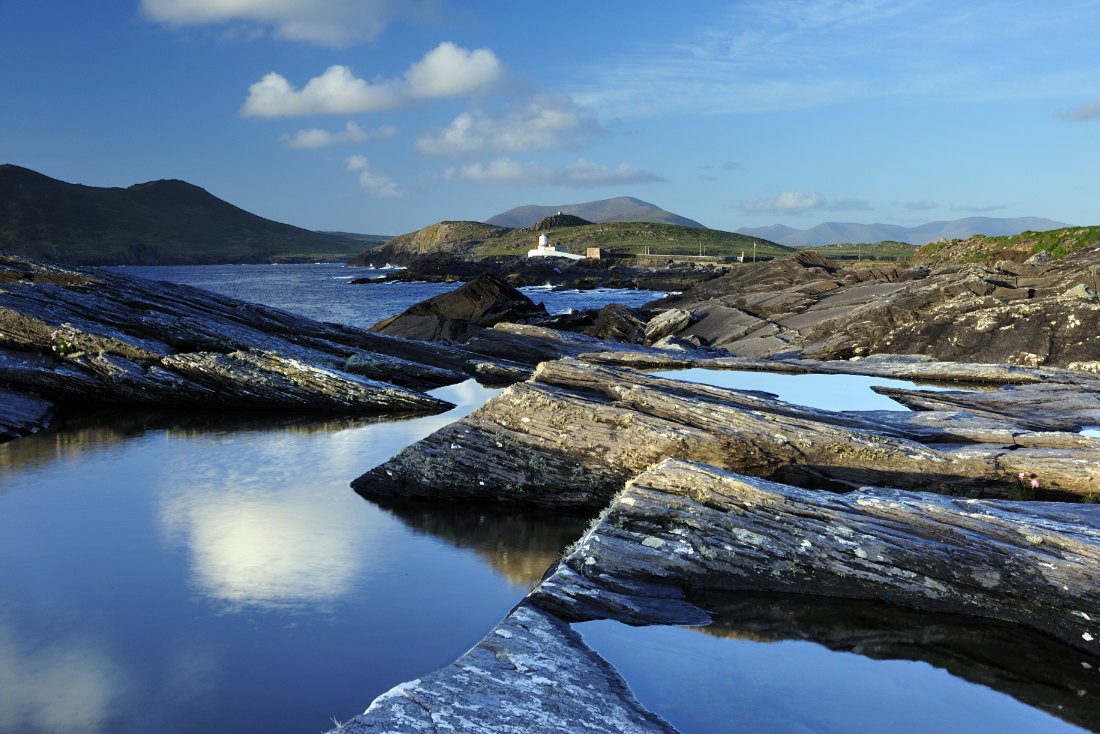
[241,42,505,117]
[140,0,430,47]
[346,155,407,197]
[404,42,506,99]
[283,121,396,149]
[242,65,402,116]
[416,93,601,156]
[1056,100,1100,121]
[454,157,663,187]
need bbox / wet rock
[0,385,53,440]
[332,604,676,734]
[530,458,1100,656]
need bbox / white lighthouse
[527,232,583,260]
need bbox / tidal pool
[0,381,589,734]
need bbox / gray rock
[530,458,1100,656]
[0,254,457,436]
[332,604,676,734]
[643,307,693,344]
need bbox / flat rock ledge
[333,603,675,734]
[0,254,484,439]
[354,357,1100,506]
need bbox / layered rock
[353,357,1100,508]
[0,254,466,439]
[644,246,1100,367]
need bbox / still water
[2,265,1094,733]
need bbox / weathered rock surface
[334,604,676,734]
[530,458,1100,657]
[0,254,463,439]
[641,246,1100,367]
[353,357,1100,507]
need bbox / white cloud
[741,191,825,214]
[404,41,506,99]
[241,42,504,117]
[1056,100,1100,121]
[241,65,402,116]
[455,157,662,187]
[140,0,429,47]
[416,93,601,156]
[283,121,397,149]
[346,155,407,197]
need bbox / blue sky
[2,1,1098,236]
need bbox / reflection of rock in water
[0,408,389,476]
[686,591,1100,733]
[370,499,590,587]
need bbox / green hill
[915,226,1100,266]
[0,164,365,265]
[352,216,791,265]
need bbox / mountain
[485,197,706,229]
[0,164,365,265]
[737,217,1072,247]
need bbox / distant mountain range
[0,164,370,265]
[736,217,1072,247]
[485,197,706,229]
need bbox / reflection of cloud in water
[0,624,123,733]
[155,380,502,611]
[161,485,375,612]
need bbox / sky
[2,0,1099,236]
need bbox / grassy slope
[915,226,1100,265]
[802,241,918,262]
[364,220,795,262]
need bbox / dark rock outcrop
[371,273,549,341]
[644,245,1100,367]
[0,254,468,439]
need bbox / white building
[527,233,584,260]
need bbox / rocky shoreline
[3,250,1099,732]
